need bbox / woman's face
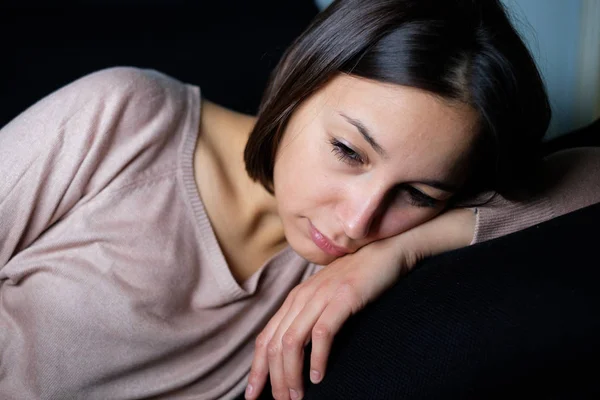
[273,74,479,265]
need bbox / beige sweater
[0,67,598,400]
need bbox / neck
[200,100,279,215]
[194,99,286,281]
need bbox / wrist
[402,207,476,259]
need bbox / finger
[246,330,273,399]
[309,289,357,384]
[247,299,295,399]
[268,335,290,400]
[268,289,319,399]
[280,294,330,398]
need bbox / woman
[0,1,598,400]
[242,1,600,399]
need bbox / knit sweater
[0,67,598,399]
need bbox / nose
[339,186,387,240]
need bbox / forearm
[340,208,476,275]
[370,148,600,266]
[400,208,476,263]
[472,147,600,244]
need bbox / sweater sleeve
[471,147,600,244]
[0,66,185,270]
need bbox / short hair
[244,0,551,199]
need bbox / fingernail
[310,369,321,383]
[289,388,300,399]
[245,384,254,398]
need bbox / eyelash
[330,138,364,165]
[403,185,438,208]
[330,138,438,208]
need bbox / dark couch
[302,201,600,399]
[4,2,599,399]
[1,0,319,128]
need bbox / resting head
[244,0,551,265]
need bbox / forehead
[316,74,479,178]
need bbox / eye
[403,185,439,208]
[330,138,364,166]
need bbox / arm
[247,147,600,400]
[0,73,96,268]
[473,147,600,244]
[0,67,179,271]
[246,208,475,400]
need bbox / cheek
[274,134,336,214]
[274,148,318,224]
[275,166,336,223]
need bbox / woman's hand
[246,236,410,400]
[245,208,476,400]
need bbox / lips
[308,221,350,257]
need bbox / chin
[290,243,339,266]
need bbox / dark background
[2,0,598,150]
[0,0,319,128]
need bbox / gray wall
[503,0,583,138]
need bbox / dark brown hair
[244,0,551,198]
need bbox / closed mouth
[308,221,350,257]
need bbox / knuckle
[285,286,299,302]
[312,323,332,340]
[255,332,268,349]
[335,281,359,298]
[335,282,364,309]
[282,330,300,350]
[267,341,281,359]
[313,278,331,292]
[289,284,303,296]
[293,287,311,304]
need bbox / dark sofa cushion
[1,1,318,128]
[302,202,600,399]
[543,118,600,155]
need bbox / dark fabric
[298,202,600,399]
[542,118,600,155]
[0,1,319,128]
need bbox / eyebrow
[339,112,459,193]
[339,112,387,158]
